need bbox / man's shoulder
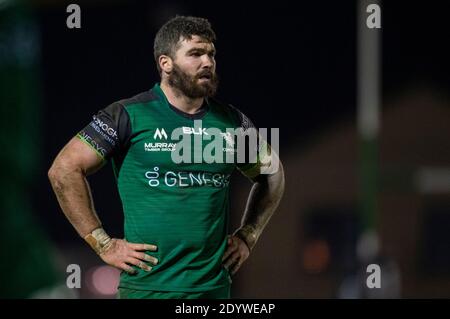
[208,97,253,129]
[115,89,160,109]
[208,97,242,118]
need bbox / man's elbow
[48,159,81,188]
[48,161,66,189]
[48,161,59,182]
[257,160,285,190]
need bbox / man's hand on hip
[222,235,250,276]
[100,239,158,275]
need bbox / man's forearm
[235,163,285,250]
[48,164,102,238]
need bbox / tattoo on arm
[235,162,285,250]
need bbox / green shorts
[117,285,231,299]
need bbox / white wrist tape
[84,228,113,255]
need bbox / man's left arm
[222,160,285,275]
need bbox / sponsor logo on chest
[144,128,176,152]
[143,124,236,155]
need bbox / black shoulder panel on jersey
[226,103,256,131]
[207,97,249,129]
[77,102,131,160]
[118,90,159,107]
[207,96,229,108]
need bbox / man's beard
[168,64,219,99]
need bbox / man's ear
[159,55,173,75]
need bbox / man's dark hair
[153,16,216,74]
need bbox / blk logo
[182,127,209,135]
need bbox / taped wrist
[234,225,259,251]
[84,228,113,255]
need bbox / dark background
[2,0,450,298]
[37,0,358,243]
[38,0,450,241]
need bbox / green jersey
[77,83,264,292]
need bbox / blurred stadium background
[1,0,450,298]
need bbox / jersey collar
[151,83,210,120]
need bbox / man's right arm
[48,103,159,274]
[48,137,105,239]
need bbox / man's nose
[201,54,214,68]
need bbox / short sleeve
[76,102,131,161]
[232,107,274,179]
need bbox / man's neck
[160,81,204,115]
